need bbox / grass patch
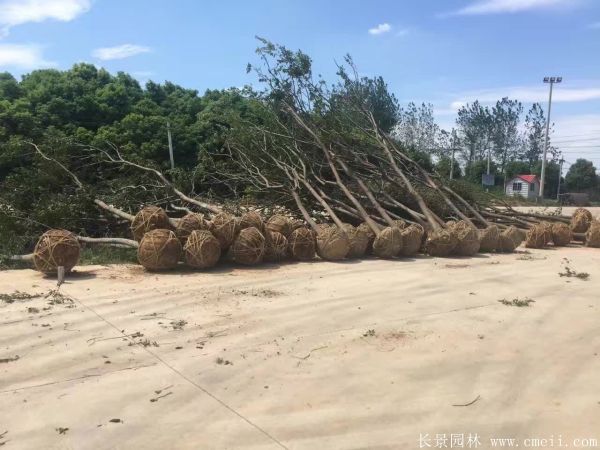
[79,246,137,265]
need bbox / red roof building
[506,174,540,200]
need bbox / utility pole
[539,76,562,200]
[167,120,175,170]
[556,158,564,201]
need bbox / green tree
[565,159,598,192]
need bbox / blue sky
[1,0,600,168]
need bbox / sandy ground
[512,206,600,217]
[1,246,600,449]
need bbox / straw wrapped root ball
[372,226,402,258]
[316,226,350,261]
[264,231,288,262]
[131,206,171,241]
[265,214,291,237]
[176,213,210,243]
[586,220,600,248]
[342,224,369,259]
[551,223,572,246]
[211,213,237,249]
[540,221,553,245]
[239,211,264,232]
[479,225,500,253]
[137,229,182,271]
[183,230,221,269]
[33,229,81,274]
[231,227,265,265]
[525,224,547,249]
[426,229,458,257]
[451,221,480,256]
[287,227,316,261]
[571,208,593,233]
[399,224,424,257]
[497,226,523,253]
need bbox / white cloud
[92,44,151,61]
[452,0,573,15]
[0,43,55,69]
[448,83,600,111]
[396,28,410,37]
[0,0,90,36]
[368,23,391,35]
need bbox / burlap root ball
[131,206,171,241]
[479,225,500,253]
[137,229,182,271]
[230,227,265,265]
[211,213,237,249]
[497,226,523,253]
[571,208,593,233]
[316,226,350,261]
[585,220,600,247]
[238,211,264,232]
[372,226,403,258]
[263,231,288,262]
[183,229,221,269]
[450,220,481,256]
[175,213,209,243]
[551,223,572,246]
[525,224,547,249]
[265,214,291,237]
[33,229,80,274]
[342,224,369,258]
[426,229,458,257]
[287,227,316,260]
[398,224,424,257]
[357,222,376,254]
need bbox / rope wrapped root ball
[287,227,316,261]
[131,206,171,241]
[525,224,547,249]
[137,229,182,271]
[497,226,523,253]
[357,222,376,254]
[176,213,210,243]
[398,224,424,257]
[426,229,458,257]
[211,213,237,249]
[342,224,369,259]
[571,208,593,233]
[239,211,264,232]
[586,220,600,248]
[316,226,350,261]
[265,214,291,237]
[479,225,500,253]
[33,229,80,274]
[231,227,265,265]
[451,221,481,256]
[551,223,572,246]
[264,231,288,262]
[183,230,221,269]
[372,226,403,258]
[392,219,408,230]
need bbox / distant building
[505,174,540,200]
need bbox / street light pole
[539,76,562,200]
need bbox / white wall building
[505,175,540,200]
